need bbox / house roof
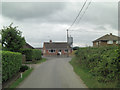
[23,43,34,49]
[35,47,43,50]
[93,33,120,42]
[44,42,70,49]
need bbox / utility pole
[67,29,69,57]
[67,29,68,42]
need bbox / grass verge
[34,58,46,64]
[69,57,119,88]
[9,68,33,88]
[25,58,47,64]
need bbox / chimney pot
[50,40,52,42]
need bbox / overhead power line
[68,0,88,30]
[77,0,92,24]
[69,0,92,31]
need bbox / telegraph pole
[67,29,69,57]
[67,29,68,42]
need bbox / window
[49,49,56,53]
[107,40,113,44]
[64,49,68,53]
[59,50,61,52]
[43,50,46,53]
[96,42,98,45]
[116,41,120,44]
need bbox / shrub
[20,49,33,61]
[73,46,79,50]
[75,46,119,82]
[2,51,22,82]
[20,65,29,72]
[33,49,42,60]
[20,49,42,61]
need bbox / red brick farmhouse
[43,40,72,56]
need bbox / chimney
[49,40,52,43]
[110,33,112,35]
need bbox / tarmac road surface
[18,57,87,88]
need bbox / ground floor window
[64,49,68,53]
[107,40,113,44]
[116,41,120,44]
[48,49,56,53]
[59,50,61,52]
[96,42,98,45]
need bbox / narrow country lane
[18,57,87,88]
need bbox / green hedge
[2,51,22,82]
[20,49,33,61]
[75,46,120,82]
[33,49,42,60]
[20,49,42,61]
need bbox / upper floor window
[107,40,113,44]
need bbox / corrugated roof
[44,42,70,49]
[93,33,120,42]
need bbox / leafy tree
[1,23,25,52]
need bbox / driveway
[18,57,87,88]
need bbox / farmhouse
[43,40,72,56]
[93,33,120,47]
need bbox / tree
[1,23,25,52]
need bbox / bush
[73,46,79,50]
[20,49,42,61]
[33,49,42,60]
[20,49,33,61]
[2,51,22,82]
[20,65,29,72]
[75,46,120,82]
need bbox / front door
[58,50,61,55]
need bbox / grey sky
[1,1,118,47]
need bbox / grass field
[69,57,119,88]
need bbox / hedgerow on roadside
[75,46,120,82]
[2,51,22,82]
[20,49,42,61]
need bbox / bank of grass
[35,58,46,64]
[9,58,46,88]
[9,68,33,88]
[25,58,46,64]
[69,57,118,88]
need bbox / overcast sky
[1,1,118,47]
